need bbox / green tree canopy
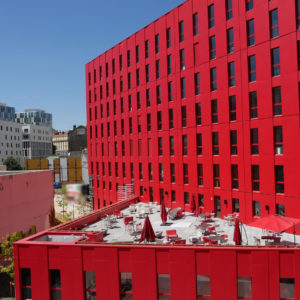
[3,156,22,170]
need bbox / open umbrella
[139,215,156,243]
[233,219,242,245]
[190,195,196,213]
[161,202,167,224]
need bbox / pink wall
[0,170,53,240]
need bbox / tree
[52,144,57,155]
[3,157,22,171]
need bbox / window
[276,204,285,216]
[193,13,199,35]
[119,54,123,71]
[122,162,126,177]
[146,64,150,82]
[136,45,139,63]
[249,91,257,118]
[273,86,282,115]
[171,190,176,202]
[50,269,62,300]
[122,141,126,156]
[158,274,171,299]
[197,275,211,299]
[238,277,252,300]
[156,85,161,104]
[129,117,132,134]
[146,88,150,106]
[196,103,201,125]
[211,99,218,123]
[197,164,203,185]
[248,55,256,82]
[228,62,235,86]
[167,27,171,48]
[127,50,131,67]
[197,133,202,155]
[231,164,239,189]
[157,111,162,130]
[180,49,185,70]
[115,162,119,177]
[183,163,189,184]
[179,20,184,42]
[181,106,187,127]
[229,95,236,121]
[182,135,188,155]
[169,109,174,129]
[212,132,219,155]
[208,4,215,28]
[139,162,143,179]
[94,69,97,83]
[227,28,234,53]
[147,113,151,131]
[136,69,140,86]
[106,62,109,77]
[170,163,175,183]
[275,165,284,193]
[137,92,141,109]
[250,128,259,154]
[85,271,96,300]
[181,77,186,98]
[298,40,300,70]
[230,130,238,155]
[149,163,153,180]
[156,59,160,79]
[210,67,217,91]
[297,0,300,29]
[270,9,279,38]
[252,165,260,191]
[169,136,174,156]
[198,194,204,207]
[155,34,160,53]
[271,47,280,76]
[120,273,132,298]
[128,95,132,111]
[145,40,149,58]
[274,126,283,154]
[158,137,163,155]
[167,55,172,74]
[213,164,220,187]
[194,73,200,95]
[21,268,32,300]
[247,19,255,46]
[159,163,164,181]
[209,36,216,59]
[106,82,109,97]
[226,0,233,20]
[280,278,295,299]
[233,198,240,213]
[184,191,189,204]
[246,0,253,11]
[168,81,173,101]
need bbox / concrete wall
[0,170,53,240]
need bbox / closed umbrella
[161,202,168,224]
[233,219,242,245]
[139,215,156,243]
[190,196,196,213]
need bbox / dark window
[246,0,253,11]
[159,163,164,181]
[50,269,62,300]
[171,190,176,202]
[136,69,140,86]
[157,111,162,130]
[209,36,216,59]
[276,204,285,216]
[155,34,160,53]
[115,162,119,177]
[106,82,109,97]
[238,277,252,299]
[227,28,234,53]
[273,86,282,115]
[21,268,32,300]
[136,45,139,63]
[88,72,91,86]
[149,163,153,180]
[167,28,171,48]
[145,40,149,58]
[138,116,141,132]
[169,136,174,156]
[229,95,236,121]
[271,47,280,76]
[113,79,116,94]
[121,119,124,135]
[180,49,185,70]
[127,50,131,67]
[106,62,109,77]
[120,97,124,113]
[182,135,188,155]
[270,9,279,38]
[168,81,173,101]
[248,55,256,82]
[181,77,186,98]
[170,163,175,183]
[274,126,283,154]
[226,0,233,20]
[251,128,259,154]
[210,67,217,91]
[179,21,184,42]
[213,164,220,187]
[130,162,134,178]
[137,92,141,109]
[128,72,131,89]
[197,164,203,185]
[211,99,218,123]
[129,117,132,134]
[146,88,150,106]
[198,194,204,207]
[212,132,219,155]
[147,113,151,131]
[85,271,96,300]
[122,162,126,177]
[247,19,255,46]
[184,191,189,204]
[298,40,300,70]
[195,72,200,95]
[228,62,235,86]
[94,69,97,83]
[196,103,201,125]
[156,59,160,79]
[233,198,240,212]
[275,165,284,193]
[280,278,295,299]
[252,165,260,191]
[230,130,238,155]
[208,4,215,28]
[119,54,123,71]
[181,106,187,127]
[146,64,150,82]
[169,108,174,129]
[156,85,161,104]
[231,164,239,189]
[120,273,132,298]
[122,140,125,156]
[158,274,171,298]
[183,163,189,184]
[139,162,143,179]
[193,13,199,35]
[99,66,102,80]
[253,201,260,216]
[197,133,202,155]
[167,55,172,75]
[249,91,258,118]
[197,276,211,299]
[297,0,300,29]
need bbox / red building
[86,0,300,224]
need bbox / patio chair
[166,230,178,241]
[202,237,210,244]
[124,216,133,225]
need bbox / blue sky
[0,0,183,131]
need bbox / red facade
[86,0,300,224]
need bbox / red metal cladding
[86,0,300,225]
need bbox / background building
[52,131,69,156]
[86,0,300,225]
[15,109,52,128]
[68,125,87,156]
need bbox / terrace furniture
[113,210,123,218]
[155,231,163,239]
[189,235,201,244]
[166,230,179,241]
[173,239,186,245]
[129,204,136,213]
[261,235,281,245]
[253,236,261,246]
[202,237,210,244]
[168,208,182,220]
[124,216,134,225]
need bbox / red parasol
[161,202,168,223]
[233,219,242,245]
[139,215,156,243]
[190,196,196,213]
